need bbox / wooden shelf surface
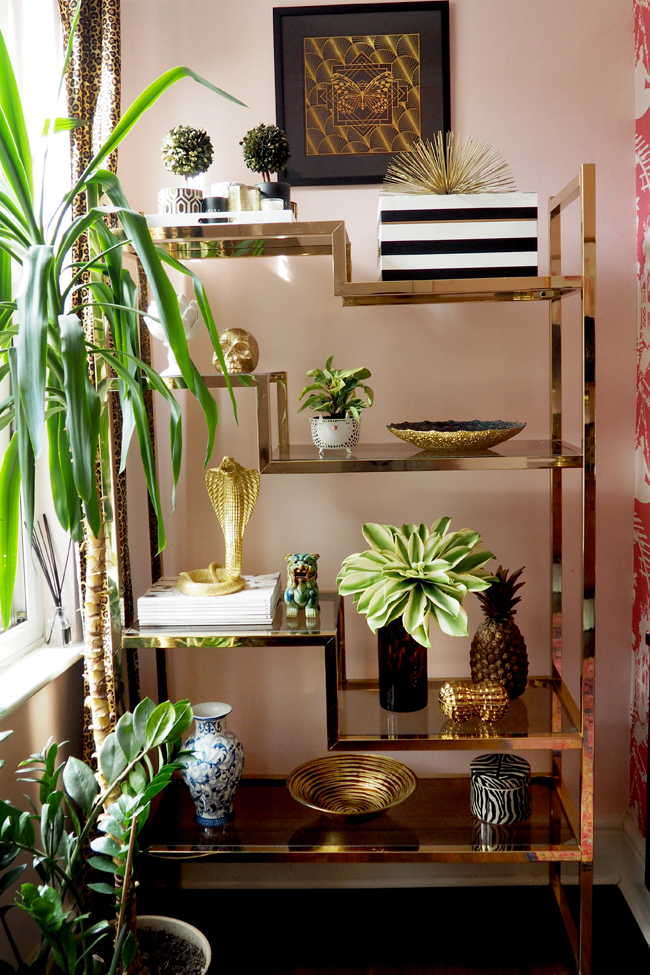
[143,777,581,864]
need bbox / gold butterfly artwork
[331,71,393,116]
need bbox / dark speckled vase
[378,619,428,712]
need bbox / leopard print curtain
[57,1,132,757]
[58,0,121,185]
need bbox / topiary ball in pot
[162,124,214,179]
[159,125,214,214]
[240,122,291,208]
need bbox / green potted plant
[159,124,214,214]
[239,122,291,209]
[297,355,373,453]
[0,699,208,974]
[337,519,495,711]
[0,11,243,762]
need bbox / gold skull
[213,328,260,375]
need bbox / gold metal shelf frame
[115,166,595,974]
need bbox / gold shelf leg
[271,371,289,450]
[256,374,272,472]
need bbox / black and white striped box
[378,192,538,281]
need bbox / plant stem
[0,910,24,968]
[82,518,112,790]
[114,813,137,953]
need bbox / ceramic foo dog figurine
[284,554,320,617]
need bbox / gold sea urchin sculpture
[177,456,260,597]
[384,131,517,195]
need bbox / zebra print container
[470,753,531,825]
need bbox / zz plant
[337,518,496,647]
[0,699,194,975]
[0,5,243,758]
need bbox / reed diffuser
[32,515,72,645]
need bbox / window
[0,0,66,665]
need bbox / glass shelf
[142,777,581,864]
[264,440,583,474]
[136,219,583,306]
[332,678,582,752]
[124,593,342,649]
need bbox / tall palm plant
[0,6,243,762]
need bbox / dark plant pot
[256,180,291,209]
[377,618,428,712]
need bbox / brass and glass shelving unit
[120,166,595,975]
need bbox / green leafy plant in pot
[0,699,206,974]
[239,122,291,209]
[0,8,243,768]
[297,356,373,453]
[337,519,496,711]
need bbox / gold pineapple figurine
[178,456,260,596]
[470,565,529,699]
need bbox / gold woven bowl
[387,420,525,452]
[286,754,417,820]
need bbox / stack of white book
[137,573,282,627]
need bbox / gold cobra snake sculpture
[177,456,260,596]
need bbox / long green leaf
[0,27,32,192]
[47,410,83,542]
[78,67,244,189]
[8,347,35,542]
[98,348,182,505]
[0,105,36,240]
[59,314,100,505]
[16,245,53,458]
[41,117,87,136]
[0,433,20,629]
[158,247,237,420]
[55,67,244,241]
[0,248,9,311]
[0,190,30,233]
[97,196,196,387]
[94,347,165,550]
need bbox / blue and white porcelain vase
[182,702,244,827]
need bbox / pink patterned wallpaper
[633,1,650,839]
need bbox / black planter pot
[256,180,291,209]
[377,618,428,712]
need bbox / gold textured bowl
[286,754,417,820]
[387,420,526,452]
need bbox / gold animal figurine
[178,456,260,596]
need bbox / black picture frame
[273,2,451,186]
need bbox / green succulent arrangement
[240,123,290,181]
[297,356,373,421]
[337,518,496,647]
[161,124,214,179]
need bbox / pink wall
[633,0,650,839]
[120,1,636,816]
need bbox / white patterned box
[378,191,538,281]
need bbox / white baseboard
[618,811,650,944]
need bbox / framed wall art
[273,2,450,186]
